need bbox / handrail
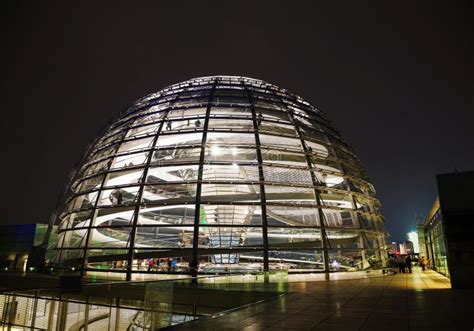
[84,269,273,287]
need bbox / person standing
[419,256,426,271]
[397,255,406,273]
[405,255,412,273]
[148,258,155,272]
[167,258,172,273]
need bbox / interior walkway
[173,268,472,330]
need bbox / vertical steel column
[243,81,269,272]
[30,290,39,329]
[114,298,121,331]
[190,79,217,278]
[57,300,68,331]
[47,299,56,330]
[84,297,90,331]
[284,106,331,277]
[125,109,171,281]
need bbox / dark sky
[2,1,473,243]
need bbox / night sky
[2,1,473,244]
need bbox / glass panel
[104,168,144,187]
[155,132,203,148]
[88,226,132,248]
[135,226,193,248]
[254,100,284,110]
[323,209,356,228]
[57,229,87,248]
[202,164,259,181]
[326,230,362,249]
[358,215,377,231]
[195,251,264,271]
[296,116,327,136]
[98,187,140,206]
[201,184,260,203]
[96,130,127,149]
[263,166,312,185]
[202,226,263,250]
[320,192,353,210]
[166,107,207,119]
[254,107,291,122]
[305,140,329,157]
[87,248,129,257]
[260,148,305,166]
[135,110,168,125]
[259,121,296,136]
[267,228,322,247]
[210,106,252,116]
[266,205,320,227]
[84,159,110,177]
[207,118,254,130]
[151,147,201,166]
[95,208,135,227]
[206,132,256,146]
[147,164,199,183]
[199,204,261,225]
[117,137,154,153]
[142,183,197,203]
[65,191,99,213]
[74,174,104,193]
[175,97,209,107]
[162,117,204,133]
[60,210,94,230]
[126,123,160,139]
[110,151,148,169]
[259,134,303,151]
[205,146,257,163]
[90,144,118,161]
[265,185,314,205]
[86,249,129,271]
[268,249,324,271]
[138,205,196,225]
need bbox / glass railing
[0,271,288,330]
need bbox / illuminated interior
[50,76,387,278]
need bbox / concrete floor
[173,268,473,330]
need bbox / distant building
[417,170,474,289]
[388,242,398,254]
[399,243,406,255]
[399,241,413,255]
[407,231,420,254]
[0,224,57,271]
[416,214,427,258]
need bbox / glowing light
[211,145,221,155]
[232,147,238,155]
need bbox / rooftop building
[46,76,387,280]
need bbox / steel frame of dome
[50,76,387,280]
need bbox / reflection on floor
[174,268,473,330]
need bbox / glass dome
[50,76,387,279]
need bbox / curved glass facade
[50,76,386,279]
